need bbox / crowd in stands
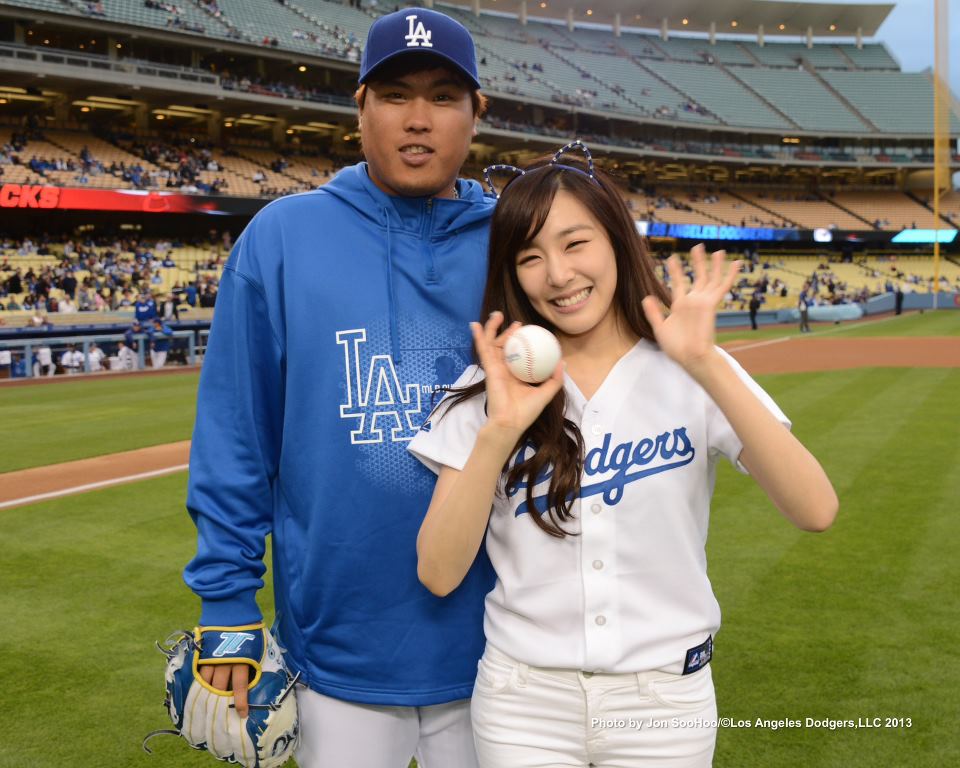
[0,234,223,317]
[219,75,353,106]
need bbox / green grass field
[717,308,960,343]
[2,311,958,767]
[0,372,199,472]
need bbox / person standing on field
[183,8,496,768]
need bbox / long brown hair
[450,153,671,537]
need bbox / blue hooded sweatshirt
[185,163,497,706]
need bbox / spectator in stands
[58,296,77,314]
[4,268,21,295]
[134,291,158,323]
[198,282,217,308]
[182,9,494,768]
[161,292,179,322]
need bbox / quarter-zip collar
[319,163,495,365]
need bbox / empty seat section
[643,60,789,129]
[731,68,869,132]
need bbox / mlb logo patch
[683,635,713,675]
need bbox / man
[34,344,54,377]
[160,291,179,322]
[114,339,137,370]
[148,317,173,368]
[134,291,157,323]
[86,341,106,372]
[749,291,761,331]
[184,9,495,768]
[798,289,811,333]
[60,343,84,374]
[124,319,142,351]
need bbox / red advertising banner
[0,184,261,215]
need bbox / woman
[410,142,837,767]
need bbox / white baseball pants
[471,644,717,768]
[294,686,478,768]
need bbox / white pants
[150,349,167,368]
[295,687,478,768]
[471,645,717,768]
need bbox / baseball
[503,325,562,384]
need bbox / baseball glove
[143,623,300,767]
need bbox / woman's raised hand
[641,244,741,373]
[472,312,564,439]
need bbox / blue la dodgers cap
[359,7,481,89]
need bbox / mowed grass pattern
[0,372,199,472]
[709,367,959,766]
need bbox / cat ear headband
[482,139,599,199]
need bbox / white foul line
[725,312,909,353]
[724,336,792,353]
[0,464,188,510]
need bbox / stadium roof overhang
[449,0,894,37]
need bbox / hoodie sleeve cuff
[199,593,263,627]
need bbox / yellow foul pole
[932,0,950,309]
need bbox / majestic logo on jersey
[404,15,434,48]
[212,632,256,657]
[337,329,423,444]
[508,428,695,516]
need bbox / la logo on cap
[404,14,433,48]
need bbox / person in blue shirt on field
[124,319,142,351]
[148,317,173,368]
[183,9,496,767]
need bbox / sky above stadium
[874,0,959,94]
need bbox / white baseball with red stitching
[503,325,562,384]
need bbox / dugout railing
[0,330,196,378]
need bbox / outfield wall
[863,291,960,313]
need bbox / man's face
[360,67,476,199]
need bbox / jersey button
[595,615,607,626]
[591,503,601,515]
[592,560,604,570]
[591,425,603,436]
